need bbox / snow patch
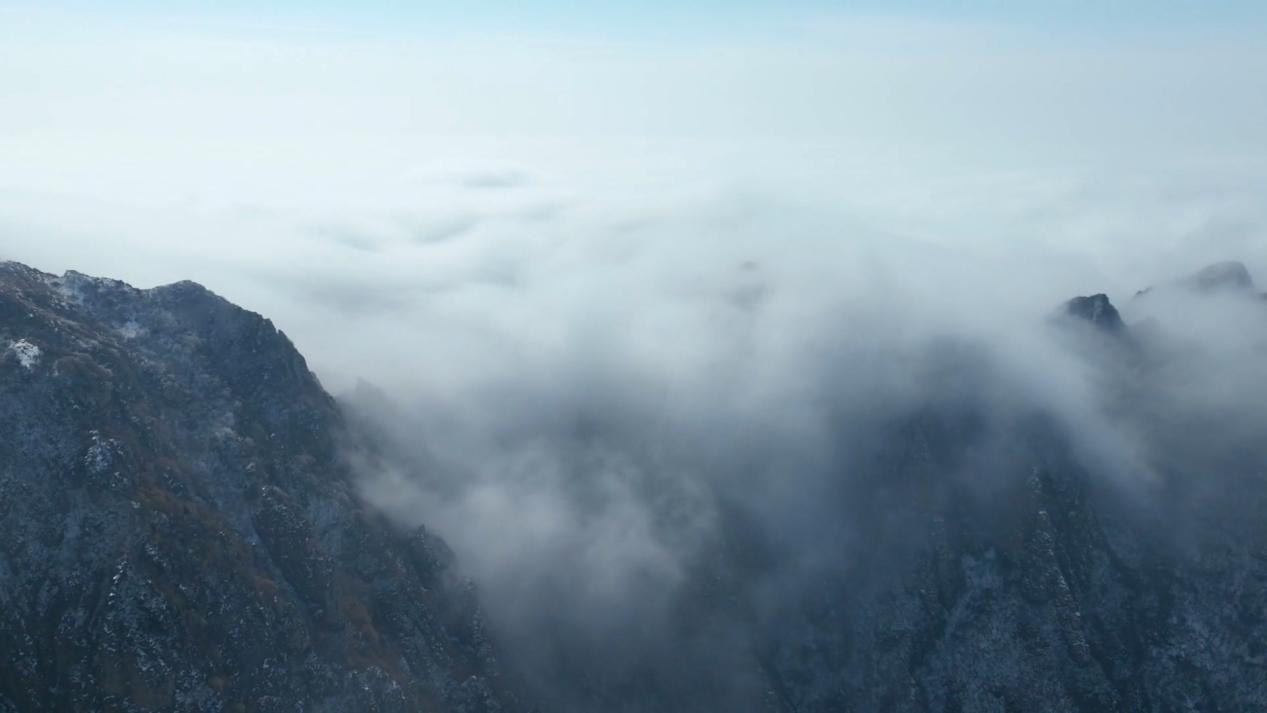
[49,276,86,305]
[50,271,122,306]
[84,430,119,475]
[8,339,41,370]
[117,320,146,339]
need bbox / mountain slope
[6,258,1267,713]
[710,279,1267,713]
[0,262,518,712]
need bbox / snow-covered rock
[6,339,40,370]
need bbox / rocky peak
[0,262,521,712]
[1059,293,1126,333]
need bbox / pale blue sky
[12,0,1267,38]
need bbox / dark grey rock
[1060,294,1125,333]
[0,261,522,712]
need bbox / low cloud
[329,187,1267,708]
[458,170,532,190]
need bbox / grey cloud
[404,213,481,244]
[458,170,532,190]
[307,223,385,253]
[514,201,566,223]
[334,197,1267,708]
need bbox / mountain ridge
[5,258,1267,712]
[0,260,521,712]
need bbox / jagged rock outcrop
[1060,294,1125,333]
[0,262,520,712]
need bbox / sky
[12,1,1267,31]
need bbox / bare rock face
[1060,294,1125,333]
[0,262,519,712]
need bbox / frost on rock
[7,339,40,370]
[47,275,86,305]
[116,320,146,340]
[84,430,119,476]
[1,261,524,712]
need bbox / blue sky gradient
[14,0,1267,38]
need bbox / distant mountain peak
[1136,260,1259,300]
[1060,293,1125,332]
[1185,260,1255,292]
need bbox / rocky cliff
[0,262,519,712]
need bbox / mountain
[742,330,1267,712]
[1135,259,1267,301]
[1060,294,1125,333]
[1184,261,1255,293]
[726,278,1267,712]
[5,259,1267,713]
[0,262,520,712]
[712,275,1267,712]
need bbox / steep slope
[755,411,1267,712]
[737,282,1267,712]
[0,262,518,712]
